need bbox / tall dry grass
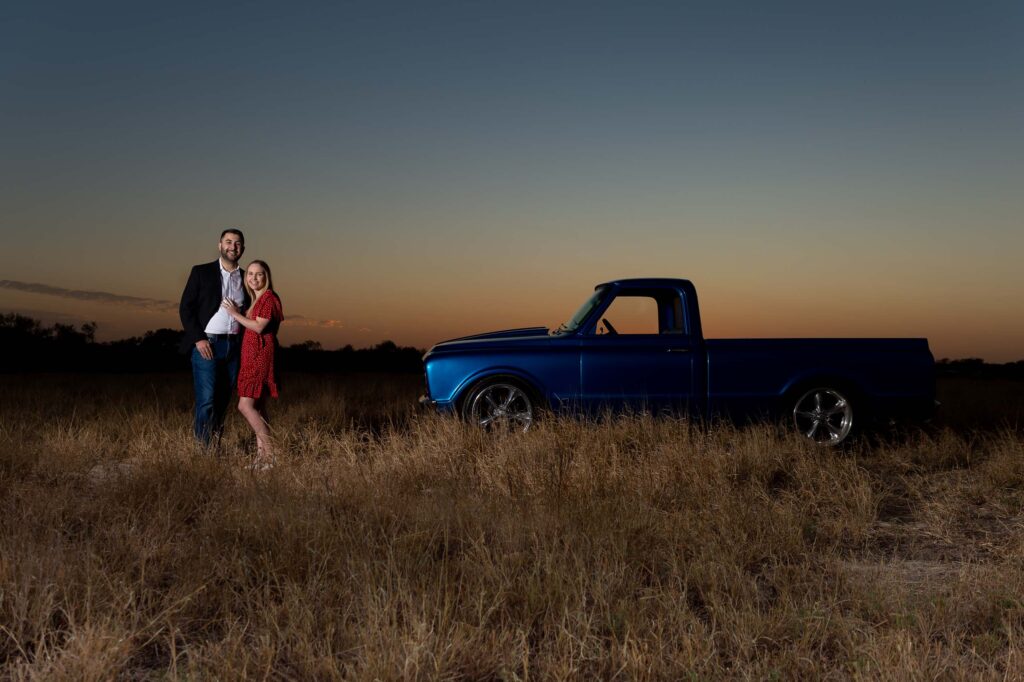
[1,373,1023,679]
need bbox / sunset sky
[3,1,1022,361]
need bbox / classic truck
[419,278,935,444]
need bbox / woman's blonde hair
[244,260,274,306]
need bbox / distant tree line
[0,314,424,373]
[935,357,1024,381]
[3,313,1023,377]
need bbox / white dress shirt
[204,261,245,335]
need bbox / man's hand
[195,339,214,360]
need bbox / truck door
[578,289,697,414]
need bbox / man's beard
[220,248,241,263]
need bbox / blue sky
[3,1,1022,359]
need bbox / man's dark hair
[220,228,245,243]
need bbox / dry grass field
[1,373,1023,680]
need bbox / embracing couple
[179,229,283,469]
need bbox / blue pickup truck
[420,279,935,444]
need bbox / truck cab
[569,279,704,415]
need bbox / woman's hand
[221,298,240,317]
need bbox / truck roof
[595,278,695,289]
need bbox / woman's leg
[238,397,272,459]
[255,396,274,457]
[256,395,270,429]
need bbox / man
[179,229,250,446]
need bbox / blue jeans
[191,335,241,446]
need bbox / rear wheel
[792,387,854,445]
[461,379,536,432]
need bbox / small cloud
[283,315,344,329]
[0,280,177,313]
[358,327,372,332]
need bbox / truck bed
[704,338,934,419]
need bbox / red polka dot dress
[238,291,283,399]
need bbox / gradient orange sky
[3,2,1023,361]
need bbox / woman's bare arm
[222,300,271,333]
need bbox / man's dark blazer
[179,260,250,353]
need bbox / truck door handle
[666,348,690,353]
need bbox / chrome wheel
[467,382,534,432]
[793,388,853,445]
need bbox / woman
[221,260,283,469]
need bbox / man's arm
[180,265,213,359]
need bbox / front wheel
[792,387,854,445]
[462,379,536,432]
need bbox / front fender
[448,366,550,410]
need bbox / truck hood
[429,326,551,352]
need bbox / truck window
[596,295,660,335]
[665,294,685,334]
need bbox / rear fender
[781,373,867,413]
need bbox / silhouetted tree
[289,340,323,352]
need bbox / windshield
[553,286,609,335]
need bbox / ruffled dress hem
[237,380,279,400]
